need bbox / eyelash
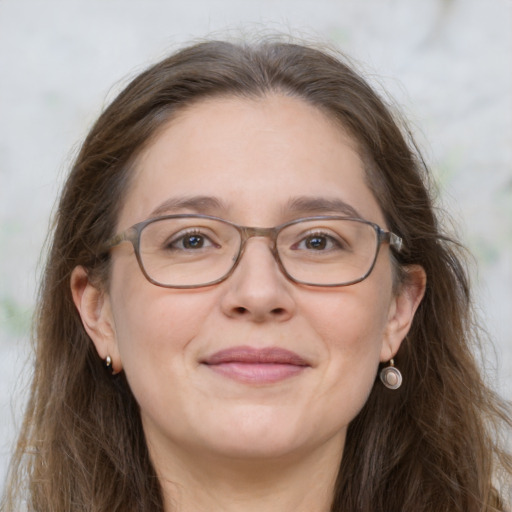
[166,229,215,250]
[294,231,345,250]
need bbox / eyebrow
[149,195,229,217]
[148,195,363,220]
[285,196,363,219]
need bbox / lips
[201,346,310,384]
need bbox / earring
[105,355,113,372]
[379,359,402,390]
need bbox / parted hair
[2,38,511,511]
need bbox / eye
[293,232,344,251]
[167,230,218,251]
[304,235,329,250]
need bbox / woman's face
[75,95,422,466]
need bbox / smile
[201,346,310,384]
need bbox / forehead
[118,94,384,228]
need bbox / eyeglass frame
[100,214,403,289]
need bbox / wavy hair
[2,38,511,511]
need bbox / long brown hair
[2,38,511,511]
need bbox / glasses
[101,214,403,288]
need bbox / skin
[72,95,425,512]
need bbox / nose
[219,238,296,322]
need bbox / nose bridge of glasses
[239,225,280,248]
[236,226,281,264]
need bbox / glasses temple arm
[98,228,137,255]
[380,229,403,253]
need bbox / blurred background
[1,0,511,487]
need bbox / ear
[70,266,122,374]
[380,265,426,362]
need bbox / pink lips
[202,346,310,384]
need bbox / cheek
[301,279,393,401]
[306,287,391,356]
[108,256,214,379]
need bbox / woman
[2,39,511,511]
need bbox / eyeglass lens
[136,217,381,287]
[137,216,380,287]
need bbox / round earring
[379,359,402,390]
[105,355,113,372]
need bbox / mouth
[201,346,310,384]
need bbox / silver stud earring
[379,359,402,390]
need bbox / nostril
[271,307,286,316]
[234,306,248,315]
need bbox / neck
[149,437,344,512]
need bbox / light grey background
[1,0,511,488]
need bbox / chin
[205,434,309,461]
[194,412,340,462]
